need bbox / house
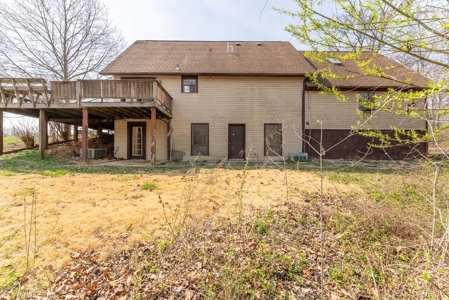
[100,40,430,161]
[99,40,316,162]
[0,41,430,161]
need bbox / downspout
[301,79,306,153]
[170,126,174,162]
[308,91,311,152]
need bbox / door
[127,122,146,159]
[228,124,245,159]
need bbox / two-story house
[100,40,315,162]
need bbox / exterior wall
[152,76,304,161]
[114,119,167,160]
[305,91,426,130]
[110,75,426,161]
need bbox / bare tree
[0,0,126,139]
[0,0,126,80]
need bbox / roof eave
[100,71,308,77]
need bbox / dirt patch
[45,135,115,161]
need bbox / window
[327,57,343,65]
[182,76,198,93]
[264,123,282,156]
[358,92,376,117]
[191,123,209,156]
[132,126,143,156]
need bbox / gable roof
[100,40,315,76]
[302,52,431,90]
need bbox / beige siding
[154,76,304,161]
[114,120,127,159]
[306,91,426,130]
[114,119,167,160]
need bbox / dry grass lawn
[0,166,360,279]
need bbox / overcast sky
[106,0,304,49]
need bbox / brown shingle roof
[100,40,315,76]
[302,52,431,90]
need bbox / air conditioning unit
[80,148,107,159]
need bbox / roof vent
[327,58,342,65]
[256,43,262,46]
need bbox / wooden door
[228,124,245,159]
[127,122,146,159]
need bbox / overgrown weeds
[8,195,447,299]
[1,156,448,299]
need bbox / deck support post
[151,107,156,164]
[167,120,171,161]
[97,124,103,144]
[82,108,88,163]
[73,125,79,142]
[39,109,47,159]
[0,110,3,156]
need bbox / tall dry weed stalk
[23,189,37,272]
[238,153,250,223]
[158,170,220,234]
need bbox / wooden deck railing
[0,79,173,113]
[50,81,77,102]
[51,80,173,112]
[0,78,50,107]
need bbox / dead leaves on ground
[2,195,447,299]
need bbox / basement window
[182,76,198,93]
[358,92,376,117]
[264,123,283,156]
[191,123,209,156]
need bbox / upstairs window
[182,76,198,93]
[264,123,283,156]
[357,92,376,117]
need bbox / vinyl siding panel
[156,76,304,161]
[114,119,167,160]
[114,120,127,159]
[306,91,426,130]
